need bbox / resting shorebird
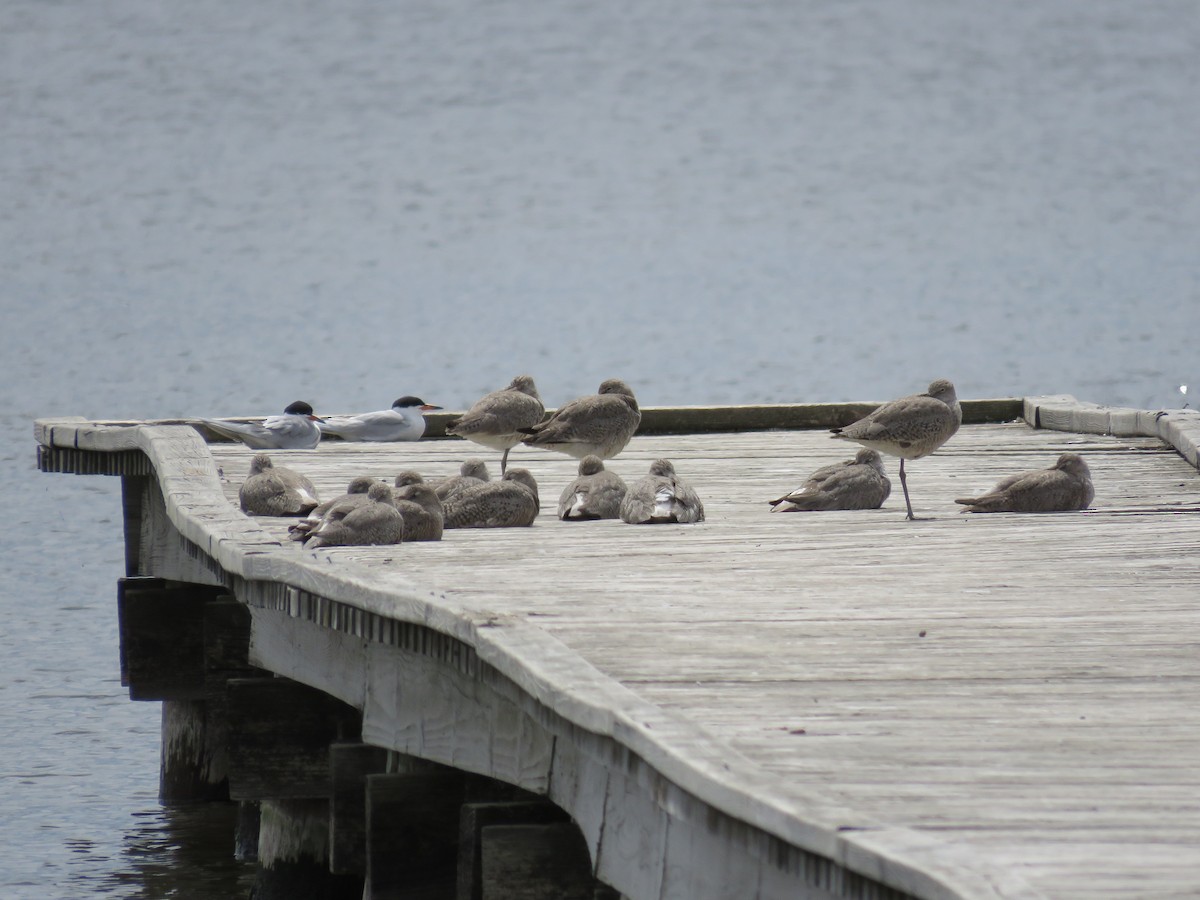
[442,469,540,529]
[288,475,378,541]
[620,459,704,524]
[955,452,1094,513]
[558,455,628,520]
[521,378,641,461]
[831,379,961,520]
[319,396,441,442]
[391,483,445,541]
[433,459,490,503]
[444,375,545,474]
[197,401,323,450]
[305,482,404,548]
[769,449,891,512]
[239,453,320,517]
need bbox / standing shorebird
[557,455,628,520]
[955,452,1094,513]
[769,448,891,512]
[319,396,441,442]
[830,379,961,520]
[238,453,321,517]
[619,459,705,524]
[197,401,323,450]
[520,378,641,461]
[444,375,545,474]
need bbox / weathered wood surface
[34,399,1200,899]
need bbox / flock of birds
[195,376,1095,548]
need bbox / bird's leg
[899,458,915,520]
[500,447,510,476]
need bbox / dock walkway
[35,397,1200,900]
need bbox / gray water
[2,0,1196,895]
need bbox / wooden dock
[35,397,1200,900]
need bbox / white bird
[319,396,441,442]
[831,379,961,520]
[521,378,641,461]
[239,454,321,517]
[769,449,891,512]
[620,459,704,524]
[197,401,323,450]
[445,375,545,474]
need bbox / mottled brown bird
[831,379,961,520]
[769,449,891,512]
[239,453,320,517]
[956,453,1094,513]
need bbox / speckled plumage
[558,455,628,520]
[831,379,961,520]
[391,483,445,540]
[305,483,404,547]
[445,375,545,474]
[620,459,704,524]
[769,449,892,511]
[956,453,1094,513]
[239,453,321,517]
[434,459,491,502]
[521,378,641,461]
[442,468,540,529]
[288,474,378,541]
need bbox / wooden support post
[479,823,598,900]
[330,742,389,875]
[117,580,262,804]
[253,798,361,900]
[365,769,469,900]
[457,802,570,900]
[118,577,221,700]
[236,801,261,861]
[159,698,229,803]
[226,677,361,801]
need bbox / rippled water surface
[2,0,1196,895]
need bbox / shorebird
[319,396,441,442]
[558,455,628,520]
[288,474,378,541]
[444,375,545,474]
[620,459,705,524]
[197,401,323,450]
[521,378,641,461]
[394,470,425,489]
[442,469,540,528]
[769,449,891,512]
[305,482,404,548]
[955,452,1094,513]
[391,483,445,541]
[433,459,490,503]
[239,453,321,517]
[831,379,961,520]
